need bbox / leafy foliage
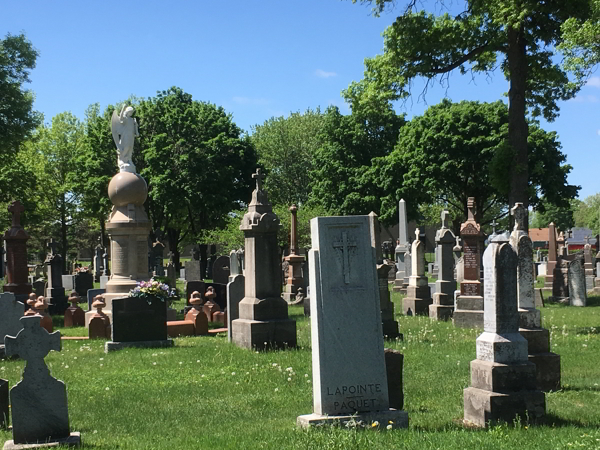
[251,108,324,206]
[573,193,600,235]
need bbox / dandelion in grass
[287,377,291,382]
[232,372,236,376]
[197,360,200,363]
[274,388,279,392]
[179,362,183,365]
[305,374,308,377]
[105,387,110,391]
[153,362,157,366]
[99,358,104,361]
[64,365,69,369]
[386,424,393,430]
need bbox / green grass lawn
[0,291,599,449]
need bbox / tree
[573,193,600,234]
[309,104,405,222]
[531,198,581,232]
[21,112,84,272]
[372,100,579,227]
[0,33,41,156]
[251,108,324,206]
[136,87,258,269]
[347,0,599,219]
[72,103,119,245]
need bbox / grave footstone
[105,296,173,352]
[403,228,432,316]
[4,315,81,447]
[429,210,456,320]
[297,215,408,429]
[568,258,587,307]
[231,169,296,350]
[463,234,545,427]
[453,198,485,328]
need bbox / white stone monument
[403,228,432,315]
[297,216,408,428]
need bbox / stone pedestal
[231,169,296,350]
[463,235,545,427]
[85,171,151,328]
[3,201,32,298]
[282,254,305,303]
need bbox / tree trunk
[507,25,529,228]
[61,194,68,274]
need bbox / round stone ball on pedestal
[108,172,148,207]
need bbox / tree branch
[430,42,493,74]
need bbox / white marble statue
[111,105,139,173]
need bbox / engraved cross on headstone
[8,200,25,229]
[490,220,498,234]
[5,316,61,375]
[511,203,527,232]
[333,231,357,284]
[252,168,265,191]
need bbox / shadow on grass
[585,296,600,307]
[557,385,600,392]
[52,315,64,328]
[576,326,600,335]
[541,413,594,428]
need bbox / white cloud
[569,94,598,103]
[315,69,337,78]
[232,96,270,106]
[586,76,600,88]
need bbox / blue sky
[3,0,599,200]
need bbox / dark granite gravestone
[212,255,230,285]
[45,240,67,315]
[110,297,168,343]
[199,244,208,279]
[0,245,4,278]
[74,271,94,297]
[206,245,217,279]
[32,279,46,297]
[87,288,106,311]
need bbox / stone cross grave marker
[4,315,80,446]
[297,215,407,428]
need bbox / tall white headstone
[297,216,408,428]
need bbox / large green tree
[251,108,324,206]
[372,100,579,227]
[348,0,599,220]
[530,197,581,232]
[573,193,600,235]
[136,87,258,269]
[309,104,405,222]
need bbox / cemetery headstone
[151,239,165,276]
[88,296,111,339]
[231,169,297,350]
[166,252,177,289]
[74,269,94,298]
[552,258,570,300]
[105,296,173,352]
[61,275,74,291]
[545,223,558,290]
[0,379,7,430]
[0,292,25,357]
[32,279,45,298]
[282,205,306,304]
[63,292,85,328]
[45,239,67,315]
[4,315,81,447]
[510,203,560,391]
[206,245,217,279]
[453,197,485,328]
[393,199,410,293]
[463,234,545,427]
[93,244,103,282]
[35,296,53,333]
[184,256,202,282]
[369,212,401,338]
[568,257,587,307]
[429,210,456,320]
[229,249,241,279]
[0,245,4,279]
[87,288,106,311]
[403,228,432,315]
[297,215,408,429]
[227,274,244,342]
[212,255,230,285]
[583,238,595,290]
[2,201,32,299]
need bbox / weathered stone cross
[252,168,265,191]
[511,203,527,232]
[5,315,61,376]
[333,231,357,284]
[47,238,59,256]
[8,200,25,228]
[490,220,498,234]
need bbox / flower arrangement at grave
[129,278,178,305]
[75,266,90,273]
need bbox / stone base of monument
[452,295,483,328]
[297,409,408,429]
[402,297,432,316]
[105,339,174,353]
[392,278,406,293]
[3,432,81,449]
[429,304,454,321]
[519,328,561,392]
[231,318,297,350]
[463,387,545,427]
[518,308,541,329]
